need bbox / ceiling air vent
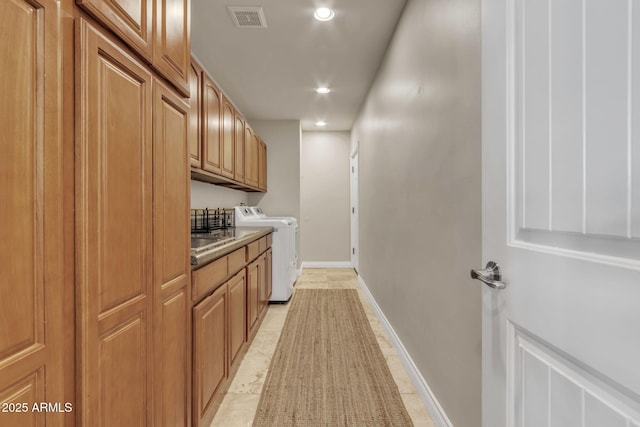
[227,6,267,28]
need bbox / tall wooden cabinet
[76,19,155,426]
[76,18,191,426]
[76,0,191,96]
[0,0,68,425]
[153,81,191,427]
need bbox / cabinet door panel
[258,254,267,314]
[193,286,227,427]
[234,113,245,182]
[244,126,258,188]
[251,133,260,188]
[258,139,267,191]
[228,271,246,365]
[266,248,272,302]
[188,60,202,167]
[154,0,190,96]
[221,96,235,178]
[153,80,190,427]
[157,289,189,426]
[247,262,259,332]
[76,0,153,62]
[100,316,148,426]
[76,19,153,425]
[0,0,66,421]
[202,73,222,174]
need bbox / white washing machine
[234,206,298,302]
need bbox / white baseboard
[357,274,454,427]
[300,261,354,269]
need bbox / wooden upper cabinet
[202,73,222,174]
[153,0,191,96]
[189,60,202,168]
[0,0,67,423]
[189,68,268,191]
[250,132,261,189]
[76,0,190,96]
[220,96,235,178]
[244,125,258,188]
[153,80,191,427]
[234,112,245,183]
[258,139,267,191]
[76,0,154,61]
[76,19,154,426]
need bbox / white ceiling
[191,0,407,131]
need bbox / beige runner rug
[253,289,414,426]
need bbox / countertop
[191,226,273,269]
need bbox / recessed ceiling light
[316,121,327,127]
[316,87,331,94]
[314,7,335,21]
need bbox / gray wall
[190,180,248,209]
[351,0,482,426]
[300,131,351,263]
[247,120,301,221]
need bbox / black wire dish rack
[190,208,235,233]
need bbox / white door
[481,1,640,426]
[351,150,360,272]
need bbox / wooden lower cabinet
[192,267,251,427]
[257,253,268,314]
[265,249,273,303]
[193,284,228,427]
[228,270,247,366]
[247,259,260,333]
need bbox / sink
[190,235,235,252]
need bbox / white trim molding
[300,261,354,269]
[357,274,454,427]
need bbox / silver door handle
[470,261,506,290]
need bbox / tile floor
[211,268,435,427]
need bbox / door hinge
[352,166,354,173]
[352,248,355,255]
[352,207,355,214]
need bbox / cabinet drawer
[247,240,260,262]
[266,233,272,248]
[228,248,245,276]
[258,236,267,254]
[192,255,228,301]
